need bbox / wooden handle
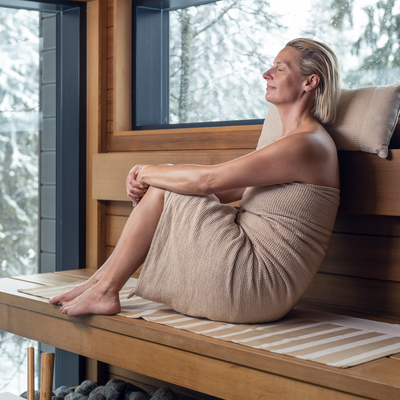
[40,353,55,400]
[27,347,35,400]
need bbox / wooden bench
[1,128,400,399]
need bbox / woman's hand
[126,164,151,207]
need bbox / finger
[128,187,146,198]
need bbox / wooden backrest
[94,127,400,321]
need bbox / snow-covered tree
[0,8,39,279]
[169,0,400,124]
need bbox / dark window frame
[0,0,86,387]
[133,0,264,130]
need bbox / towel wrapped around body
[132,181,340,323]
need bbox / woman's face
[262,46,308,105]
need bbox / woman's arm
[136,132,337,190]
[127,130,338,204]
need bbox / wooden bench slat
[1,273,400,400]
[10,273,85,286]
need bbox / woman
[51,38,341,323]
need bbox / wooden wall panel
[108,125,261,152]
[333,214,400,236]
[107,0,113,27]
[300,273,400,320]
[93,150,400,216]
[320,233,400,281]
[107,58,113,89]
[107,26,113,58]
[107,89,113,121]
[92,150,250,201]
[338,150,400,216]
[86,0,108,269]
[113,0,132,132]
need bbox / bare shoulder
[269,128,335,160]
[264,127,339,188]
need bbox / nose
[262,68,273,80]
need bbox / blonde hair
[286,38,341,124]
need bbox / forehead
[274,46,301,69]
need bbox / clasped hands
[126,164,151,207]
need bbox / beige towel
[133,181,339,323]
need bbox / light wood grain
[40,353,54,400]
[107,201,133,216]
[92,150,250,201]
[94,150,400,216]
[27,347,35,400]
[106,215,125,246]
[55,269,97,280]
[1,274,400,399]
[113,0,132,132]
[11,273,85,286]
[109,125,261,151]
[0,306,374,400]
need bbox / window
[134,0,400,128]
[0,0,86,390]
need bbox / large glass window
[136,0,400,127]
[0,6,40,393]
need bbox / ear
[304,74,320,92]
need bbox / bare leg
[49,197,144,306]
[49,251,115,305]
[58,187,166,316]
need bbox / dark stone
[54,386,73,398]
[88,387,105,398]
[53,396,65,400]
[88,394,106,400]
[104,379,127,400]
[128,393,150,400]
[124,384,145,394]
[147,391,156,398]
[65,393,85,400]
[20,390,40,400]
[149,388,177,400]
[75,381,98,396]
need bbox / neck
[276,96,317,137]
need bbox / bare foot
[49,279,95,305]
[49,264,110,305]
[59,284,121,316]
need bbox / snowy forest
[169,0,400,123]
[0,6,39,394]
[0,0,399,393]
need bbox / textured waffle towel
[133,181,340,323]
